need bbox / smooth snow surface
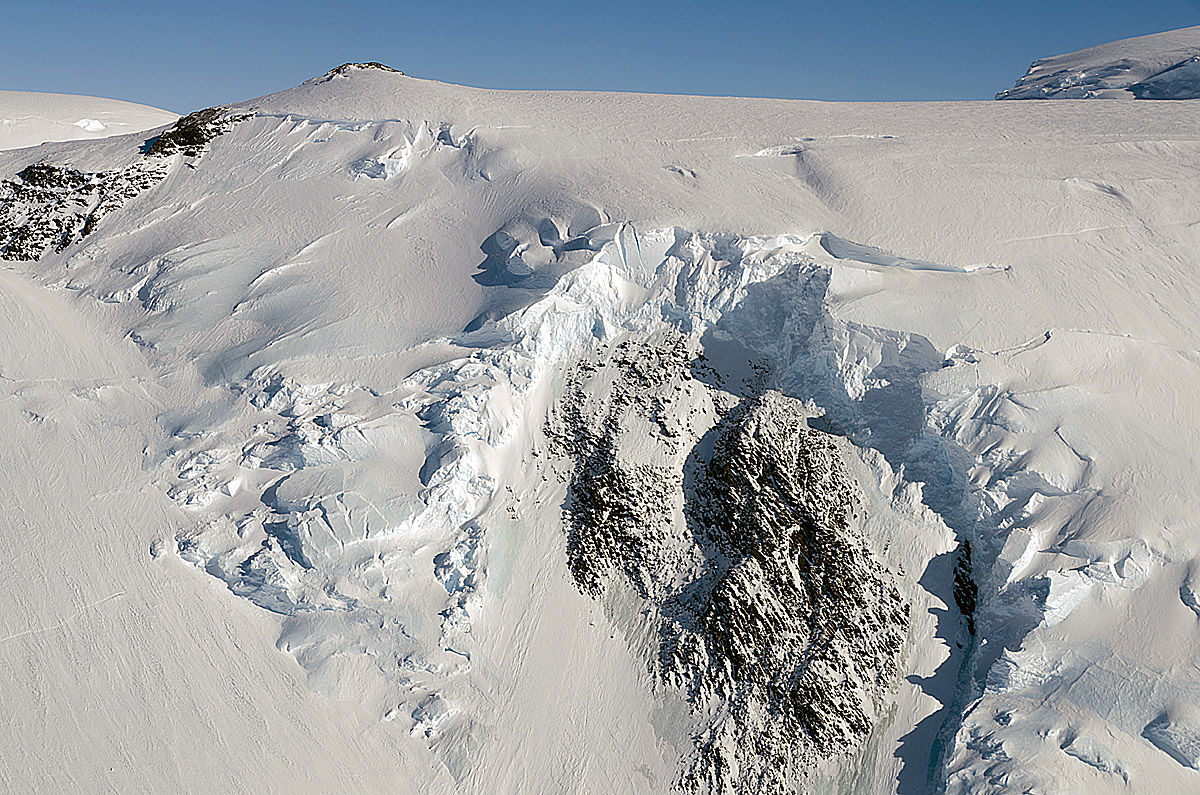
[998,25,1200,99]
[3,59,1200,793]
[0,90,177,151]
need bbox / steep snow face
[0,90,177,151]
[4,67,1200,793]
[998,25,1200,99]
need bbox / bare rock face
[551,334,696,597]
[676,392,909,790]
[549,332,909,794]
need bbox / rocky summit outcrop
[307,62,405,84]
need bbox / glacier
[2,44,1200,794]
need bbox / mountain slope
[3,64,1200,793]
[998,25,1200,99]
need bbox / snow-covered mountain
[0,90,177,151]
[3,55,1200,793]
[998,25,1200,99]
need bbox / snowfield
[0,90,177,151]
[2,42,1200,793]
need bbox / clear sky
[4,0,1200,113]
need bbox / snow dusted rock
[142,105,250,157]
[0,106,249,261]
[0,160,166,259]
[549,332,908,793]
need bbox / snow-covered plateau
[2,39,1200,793]
[0,90,177,152]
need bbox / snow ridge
[997,25,1200,100]
[0,90,177,151]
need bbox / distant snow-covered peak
[0,90,177,151]
[998,25,1200,99]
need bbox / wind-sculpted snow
[150,226,814,733]
[93,211,1148,789]
[5,63,1197,791]
[149,222,954,786]
[2,146,1158,786]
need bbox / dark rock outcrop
[0,160,166,260]
[549,332,909,793]
[143,106,249,157]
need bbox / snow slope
[998,25,1200,99]
[0,90,177,151]
[3,61,1200,793]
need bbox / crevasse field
[3,27,1200,795]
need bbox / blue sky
[3,1,1200,112]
